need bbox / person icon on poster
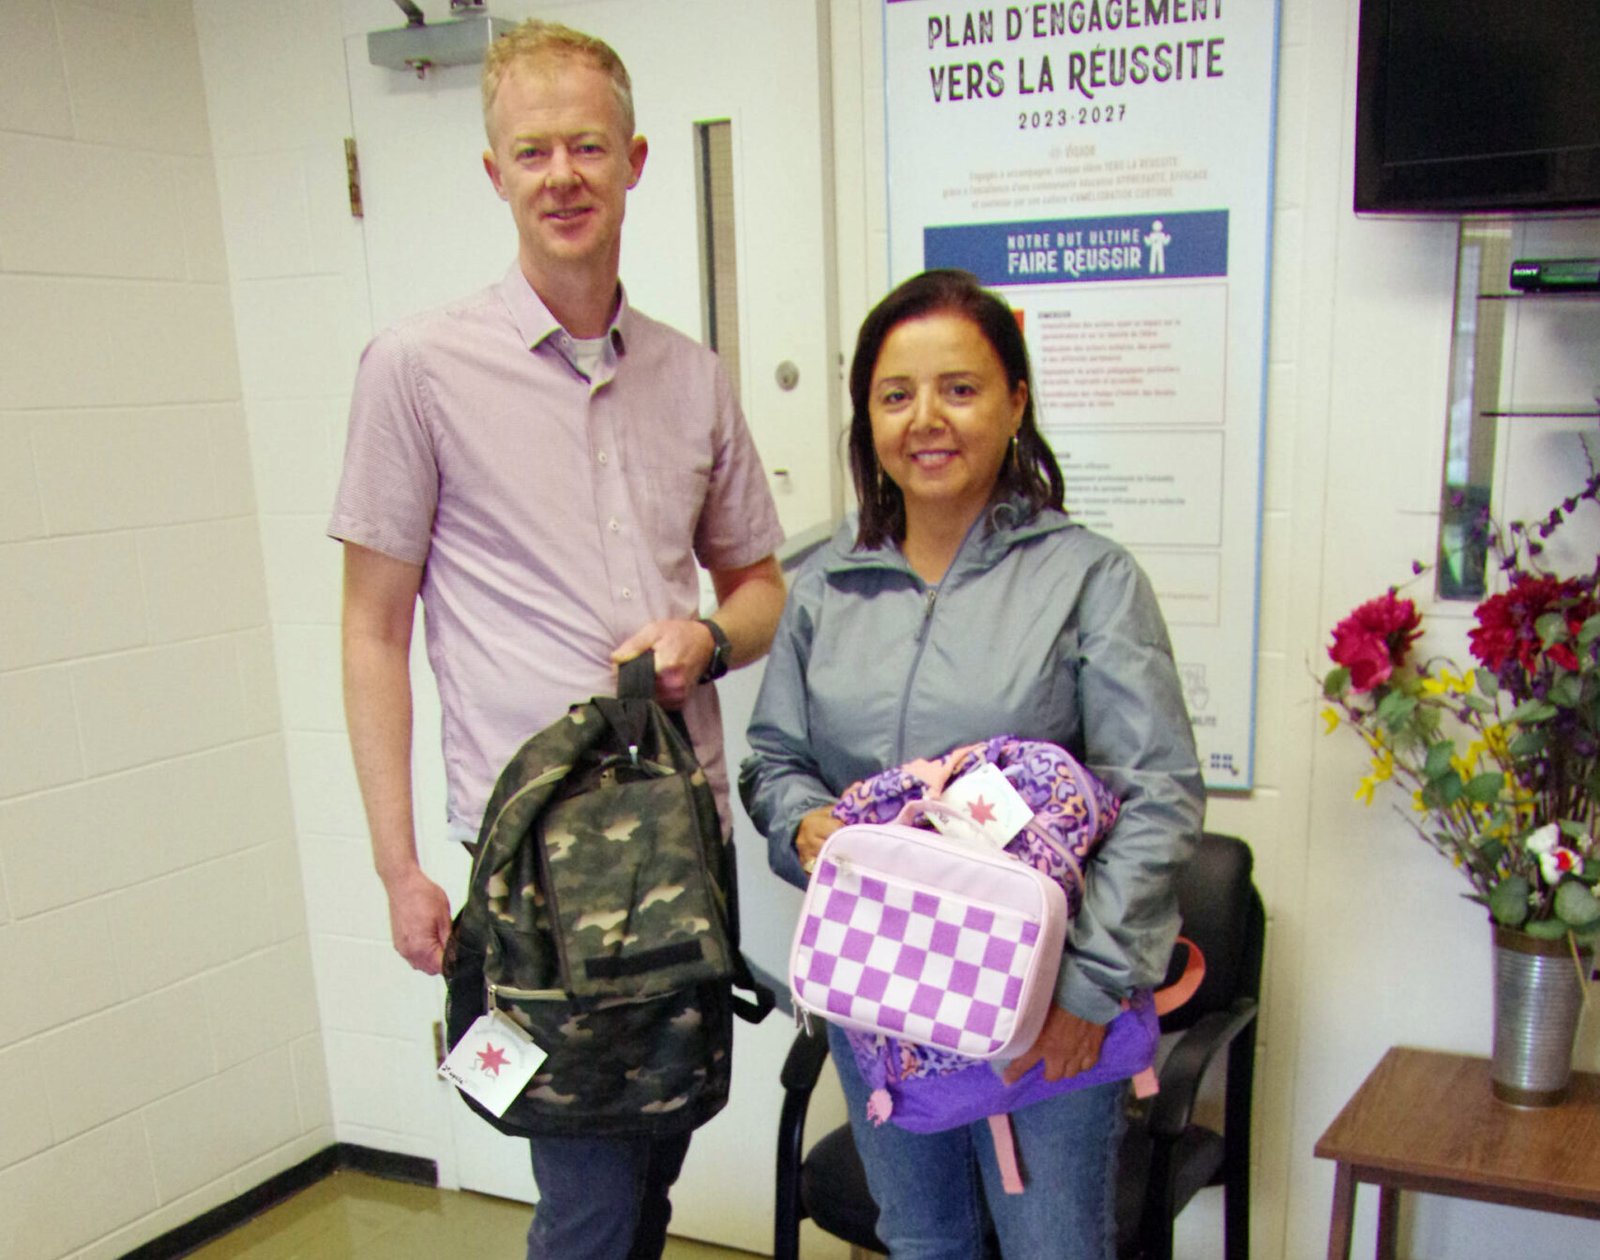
[1144,219,1171,274]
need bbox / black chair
[773,831,1265,1260]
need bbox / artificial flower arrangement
[1320,469,1600,943]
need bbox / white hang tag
[930,762,1034,850]
[437,1009,547,1116]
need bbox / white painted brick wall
[0,2,329,1255]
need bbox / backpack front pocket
[540,770,733,1000]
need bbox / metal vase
[1490,923,1589,1107]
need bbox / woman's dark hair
[847,269,1064,549]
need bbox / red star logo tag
[476,1042,510,1076]
[968,796,997,825]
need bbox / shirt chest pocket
[628,460,711,555]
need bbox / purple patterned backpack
[813,737,1187,1192]
[830,736,1119,917]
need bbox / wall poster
[883,0,1279,789]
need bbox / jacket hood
[820,499,1075,580]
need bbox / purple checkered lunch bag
[789,799,1070,1063]
[788,737,1185,1192]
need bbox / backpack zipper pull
[628,743,639,767]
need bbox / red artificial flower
[1330,591,1422,691]
[1469,572,1591,676]
[1549,640,1582,673]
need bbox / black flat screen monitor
[1355,0,1600,215]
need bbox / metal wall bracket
[368,3,511,79]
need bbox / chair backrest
[1159,831,1265,1033]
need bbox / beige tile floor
[184,1170,757,1259]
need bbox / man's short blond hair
[481,19,635,140]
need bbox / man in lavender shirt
[328,20,785,1260]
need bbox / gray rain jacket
[738,501,1204,1023]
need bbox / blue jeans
[525,1132,692,1260]
[829,1025,1124,1259]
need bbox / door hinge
[345,137,364,219]
[432,1019,447,1066]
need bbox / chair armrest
[748,959,793,1017]
[781,1021,831,1094]
[1147,998,1258,1137]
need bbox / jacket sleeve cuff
[1054,957,1122,1024]
[767,793,835,890]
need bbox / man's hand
[795,805,843,873]
[610,556,785,707]
[383,866,454,975]
[611,618,713,709]
[1000,1004,1108,1084]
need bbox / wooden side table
[1314,1046,1600,1258]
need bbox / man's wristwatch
[697,617,732,684]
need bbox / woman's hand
[1000,1005,1107,1084]
[795,805,843,872]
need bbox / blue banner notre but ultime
[924,210,1229,287]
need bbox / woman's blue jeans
[829,1024,1125,1259]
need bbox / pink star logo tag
[476,1042,510,1076]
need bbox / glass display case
[1438,220,1600,599]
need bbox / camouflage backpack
[443,652,772,1138]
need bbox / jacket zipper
[893,586,939,763]
[890,511,991,765]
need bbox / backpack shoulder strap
[1153,935,1205,1016]
[1131,937,1205,1100]
[464,692,615,903]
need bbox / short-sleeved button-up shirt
[330,265,784,837]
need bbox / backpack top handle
[617,650,657,700]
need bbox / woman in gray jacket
[740,270,1203,1259]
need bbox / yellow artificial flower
[1355,752,1393,805]
[1419,666,1476,698]
[1321,707,1340,734]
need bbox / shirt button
[608,518,621,532]
[597,451,608,465]
[621,588,633,600]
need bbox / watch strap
[697,617,731,683]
